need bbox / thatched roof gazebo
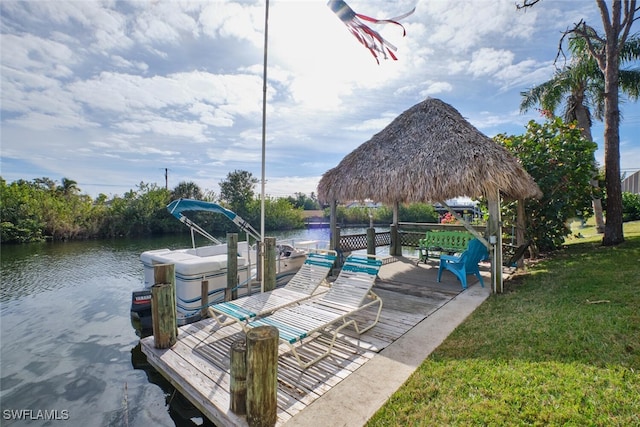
[317,97,542,292]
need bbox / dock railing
[334,222,488,264]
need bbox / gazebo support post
[487,191,503,293]
[367,227,376,256]
[390,202,400,256]
[516,199,526,269]
[330,200,339,265]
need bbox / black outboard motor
[130,290,153,332]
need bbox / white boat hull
[135,241,307,326]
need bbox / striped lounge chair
[207,250,337,329]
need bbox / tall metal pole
[260,0,270,291]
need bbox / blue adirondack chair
[437,238,488,290]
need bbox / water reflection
[0,240,142,303]
[131,343,215,426]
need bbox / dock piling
[367,227,376,255]
[201,280,209,319]
[230,338,247,415]
[226,233,239,301]
[151,263,177,349]
[263,237,276,292]
[246,325,278,427]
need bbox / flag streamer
[328,0,415,64]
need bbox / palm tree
[33,177,57,191]
[520,34,640,234]
[58,177,80,196]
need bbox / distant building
[433,198,482,219]
[345,201,383,209]
[343,198,482,220]
[622,170,639,195]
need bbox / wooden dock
[140,256,488,426]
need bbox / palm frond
[619,68,640,100]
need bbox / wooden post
[151,264,177,349]
[391,202,401,256]
[330,200,343,266]
[393,201,399,225]
[329,200,337,251]
[246,326,278,427]
[367,227,376,256]
[487,190,503,293]
[226,233,239,301]
[201,280,209,319]
[263,237,276,292]
[256,241,263,292]
[230,338,247,415]
[390,224,398,256]
[334,226,342,267]
[253,241,262,296]
[516,199,526,269]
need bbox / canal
[0,227,390,426]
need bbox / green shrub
[495,118,597,252]
[622,192,640,222]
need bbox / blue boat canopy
[166,199,262,244]
[167,199,238,221]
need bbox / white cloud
[420,81,453,97]
[421,0,535,53]
[109,55,149,72]
[66,70,264,123]
[116,116,209,142]
[132,2,199,46]
[264,175,323,198]
[199,1,264,46]
[188,102,234,127]
[1,33,76,77]
[6,110,98,131]
[468,48,515,78]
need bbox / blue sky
[1,0,639,199]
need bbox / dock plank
[143,339,245,426]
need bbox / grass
[367,221,640,426]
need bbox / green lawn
[367,222,640,426]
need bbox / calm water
[0,227,388,426]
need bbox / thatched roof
[317,97,542,204]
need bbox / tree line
[3,119,640,248]
[0,174,301,243]
[0,172,442,244]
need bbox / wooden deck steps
[140,256,482,426]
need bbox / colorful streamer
[327,0,415,63]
